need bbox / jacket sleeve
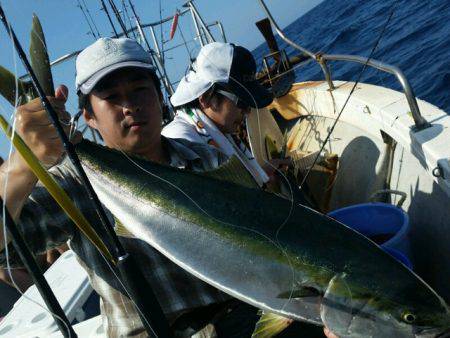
[0,160,79,267]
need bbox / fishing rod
[0,5,171,338]
[158,0,164,65]
[81,0,101,38]
[1,197,77,337]
[76,0,99,39]
[257,0,399,193]
[100,0,119,38]
[297,1,399,191]
[0,115,114,262]
[107,0,129,38]
[120,0,137,39]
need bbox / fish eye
[402,312,416,324]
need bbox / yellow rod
[0,115,115,264]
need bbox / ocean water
[252,0,450,113]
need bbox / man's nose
[122,97,141,115]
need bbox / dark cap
[170,42,273,109]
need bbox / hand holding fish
[324,327,339,338]
[262,157,292,191]
[15,85,81,169]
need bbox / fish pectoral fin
[251,311,293,338]
[202,155,259,189]
[320,273,359,336]
[277,285,322,299]
[114,217,136,238]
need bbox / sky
[0,0,324,158]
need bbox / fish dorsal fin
[202,155,259,189]
[251,311,293,338]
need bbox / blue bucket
[382,247,413,270]
[328,203,412,269]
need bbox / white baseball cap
[170,42,272,108]
[75,37,156,94]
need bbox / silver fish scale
[83,163,324,324]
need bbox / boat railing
[258,0,431,131]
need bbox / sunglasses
[215,89,251,110]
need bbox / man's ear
[82,109,97,129]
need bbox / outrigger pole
[0,197,76,337]
[127,0,175,97]
[0,5,171,338]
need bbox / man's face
[85,68,163,156]
[203,95,250,134]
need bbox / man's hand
[0,85,82,231]
[324,327,339,338]
[15,85,81,169]
[262,157,292,192]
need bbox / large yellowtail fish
[76,140,450,338]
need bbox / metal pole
[186,3,205,47]
[187,1,214,44]
[257,0,335,89]
[149,26,163,63]
[322,54,430,130]
[215,21,227,42]
[128,1,174,96]
[147,26,174,96]
[0,6,171,337]
[0,197,76,338]
[115,8,190,38]
[137,22,174,96]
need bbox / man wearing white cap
[162,42,274,189]
[0,38,260,337]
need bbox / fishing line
[95,239,159,337]
[227,75,298,309]
[298,0,398,191]
[115,145,288,261]
[3,31,21,288]
[111,75,299,313]
[2,5,176,337]
[176,48,298,309]
[0,24,73,337]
